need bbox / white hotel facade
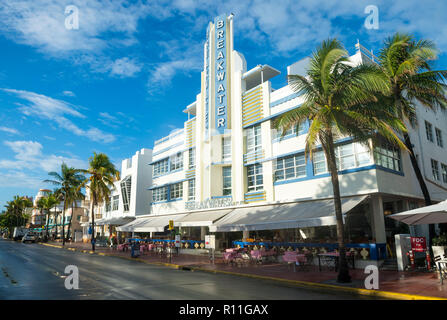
[107,14,447,264]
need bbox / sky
[0,0,446,210]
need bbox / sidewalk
[42,241,447,300]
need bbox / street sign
[168,220,174,230]
[410,237,427,252]
[175,235,181,248]
[205,235,215,249]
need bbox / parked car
[22,232,37,243]
[13,227,29,241]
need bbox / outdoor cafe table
[318,251,355,271]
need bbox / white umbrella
[389,200,447,225]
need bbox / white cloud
[109,57,142,78]
[62,90,76,97]
[2,88,116,143]
[0,140,87,188]
[0,126,19,135]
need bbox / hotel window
[153,158,168,177]
[441,163,447,183]
[436,128,443,148]
[431,159,440,181]
[170,152,183,171]
[425,121,434,142]
[188,179,195,201]
[105,197,111,212]
[188,148,195,169]
[275,154,306,181]
[120,175,131,212]
[246,124,262,154]
[222,136,231,161]
[112,195,119,211]
[313,151,327,175]
[374,143,401,172]
[152,186,168,202]
[275,122,307,139]
[335,143,371,170]
[170,182,183,200]
[247,163,263,192]
[223,166,232,195]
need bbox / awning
[389,200,447,225]
[176,209,232,227]
[209,196,368,232]
[94,216,135,226]
[116,214,187,232]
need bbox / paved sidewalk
[43,241,447,300]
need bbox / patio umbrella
[389,200,447,225]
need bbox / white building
[117,14,447,266]
[89,148,153,240]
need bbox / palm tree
[41,193,59,240]
[36,197,46,226]
[44,163,86,246]
[274,39,407,283]
[7,195,33,227]
[377,33,447,233]
[79,153,119,251]
[65,185,85,242]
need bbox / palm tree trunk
[322,131,351,283]
[403,133,439,249]
[62,200,66,246]
[66,202,73,242]
[45,210,50,240]
[91,195,96,252]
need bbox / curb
[38,243,446,300]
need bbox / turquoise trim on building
[211,195,232,199]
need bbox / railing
[243,149,265,164]
[128,238,205,249]
[232,241,387,261]
[154,129,184,146]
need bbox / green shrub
[432,234,447,246]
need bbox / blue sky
[0,0,446,210]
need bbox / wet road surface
[0,239,372,300]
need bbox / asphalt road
[0,239,370,300]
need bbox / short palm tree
[79,153,119,251]
[41,193,59,240]
[274,39,407,283]
[44,163,85,246]
[65,185,85,242]
[378,33,447,207]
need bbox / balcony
[243,149,265,164]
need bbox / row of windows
[152,180,198,202]
[153,152,184,177]
[425,121,444,148]
[431,159,447,184]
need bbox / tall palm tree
[274,39,407,283]
[79,153,119,251]
[44,163,86,246]
[7,195,33,227]
[377,33,447,233]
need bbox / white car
[22,232,37,243]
